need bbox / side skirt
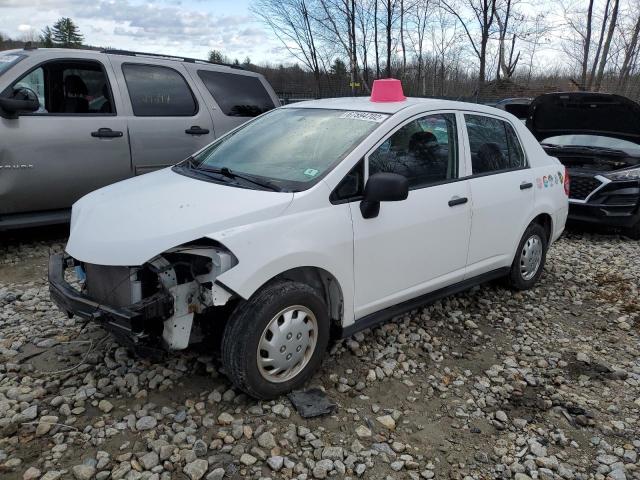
[340,267,510,339]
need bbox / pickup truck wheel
[507,223,548,290]
[221,281,330,399]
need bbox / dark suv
[527,92,640,238]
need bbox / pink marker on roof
[370,78,407,102]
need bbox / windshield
[543,134,640,156]
[0,53,25,77]
[186,107,387,191]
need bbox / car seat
[474,142,506,173]
[100,84,112,113]
[63,75,89,113]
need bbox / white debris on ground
[0,231,638,480]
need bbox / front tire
[221,281,330,399]
[506,222,548,290]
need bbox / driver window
[9,60,114,115]
[369,113,458,189]
[15,67,45,112]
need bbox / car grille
[85,264,135,307]
[569,176,602,200]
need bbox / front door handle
[520,182,533,190]
[91,127,123,138]
[448,196,468,207]
[185,126,210,135]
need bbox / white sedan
[50,80,568,399]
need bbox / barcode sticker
[339,111,389,123]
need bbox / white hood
[66,168,294,266]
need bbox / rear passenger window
[465,114,526,174]
[369,113,458,189]
[197,70,275,117]
[122,64,196,116]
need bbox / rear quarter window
[197,70,275,117]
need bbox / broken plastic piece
[370,78,406,103]
[287,388,337,418]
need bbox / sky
[0,0,283,63]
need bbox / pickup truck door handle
[520,182,534,190]
[448,196,468,207]
[91,128,123,138]
[185,126,210,135]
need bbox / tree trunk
[618,14,640,88]
[587,0,611,90]
[580,0,595,90]
[386,1,392,78]
[374,0,380,78]
[400,0,406,75]
[594,0,619,91]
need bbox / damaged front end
[48,241,238,350]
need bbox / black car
[527,92,640,239]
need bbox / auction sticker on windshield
[339,111,389,123]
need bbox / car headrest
[409,131,438,153]
[64,75,88,96]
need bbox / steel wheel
[257,305,318,383]
[520,234,543,281]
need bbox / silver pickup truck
[0,47,279,230]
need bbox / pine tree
[208,50,225,63]
[51,18,83,48]
[40,26,54,47]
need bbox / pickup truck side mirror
[360,172,409,219]
[0,87,40,119]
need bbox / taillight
[563,167,570,196]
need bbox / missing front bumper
[48,253,173,346]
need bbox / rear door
[108,57,215,174]
[0,51,131,215]
[462,112,534,276]
[185,64,277,137]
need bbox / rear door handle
[91,128,123,138]
[448,196,468,207]
[185,126,210,135]
[520,182,533,190]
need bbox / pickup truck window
[197,70,275,117]
[7,60,114,114]
[465,114,526,174]
[369,113,458,189]
[122,64,197,117]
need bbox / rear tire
[506,222,548,290]
[221,281,330,399]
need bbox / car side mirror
[0,87,40,118]
[360,172,409,219]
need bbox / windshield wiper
[200,166,281,192]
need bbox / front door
[0,54,131,215]
[350,112,472,319]
[109,58,215,174]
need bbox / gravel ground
[0,229,639,480]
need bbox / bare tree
[586,0,611,89]
[593,0,620,90]
[406,0,432,92]
[252,0,326,95]
[618,12,640,89]
[495,0,522,79]
[381,0,398,77]
[580,0,595,89]
[440,0,497,84]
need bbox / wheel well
[531,213,553,243]
[269,267,344,326]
